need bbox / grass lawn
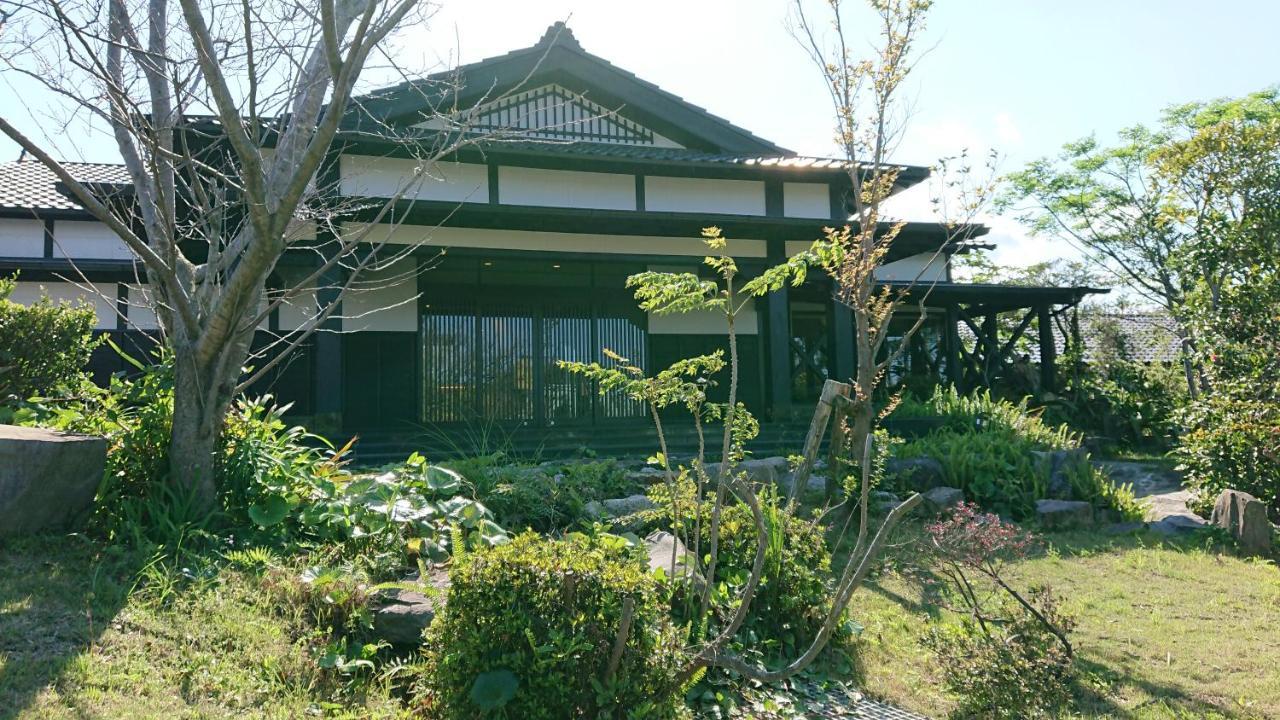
[2,528,1277,719]
[0,536,405,720]
[854,526,1280,719]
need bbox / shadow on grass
[0,534,143,718]
[1069,656,1246,719]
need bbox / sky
[2,0,1278,270]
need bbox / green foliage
[19,351,507,571]
[648,480,849,664]
[0,275,100,410]
[893,387,1142,520]
[418,531,685,719]
[1177,398,1280,518]
[924,592,1075,719]
[450,454,641,533]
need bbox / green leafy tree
[1001,89,1280,397]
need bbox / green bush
[893,387,1141,520]
[456,455,641,532]
[419,531,685,719]
[1176,397,1280,519]
[1045,351,1184,451]
[924,594,1075,719]
[0,275,99,408]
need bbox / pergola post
[943,304,960,386]
[1038,304,1056,392]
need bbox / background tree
[0,0,500,510]
[1001,87,1280,398]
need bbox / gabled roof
[351,22,791,155]
[0,159,129,215]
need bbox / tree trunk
[168,344,241,514]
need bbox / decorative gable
[416,84,683,148]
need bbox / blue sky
[3,0,1277,268]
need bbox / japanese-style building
[0,23,1103,459]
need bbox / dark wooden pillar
[943,305,960,386]
[832,298,854,382]
[311,248,346,436]
[765,238,792,420]
[981,311,998,386]
[1038,304,1056,392]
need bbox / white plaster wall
[783,182,831,219]
[9,280,117,330]
[642,264,758,335]
[123,284,160,330]
[342,259,418,332]
[499,166,635,211]
[644,176,765,216]
[347,224,768,258]
[274,265,321,332]
[340,156,489,204]
[53,220,132,260]
[874,252,949,282]
[0,218,45,257]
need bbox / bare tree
[0,0,527,510]
[566,0,993,688]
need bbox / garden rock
[602,494,656,517]
[644,531,702,587]
[626,466,668,485]
[583,500,607,520]
[372,568,450,646]
[885,457,946,492]
[1149,514,1205,535]
[705,456,790,485]
[1210,490,1272,555]
[1032,449,1090,500]
[922,486,964,514]
[0,424,106,538]
[780,472,828,496]
[1035,499,1094,529]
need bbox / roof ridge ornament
[537,21,582,51]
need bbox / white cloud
[994,112,1023,147]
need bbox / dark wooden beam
[765,238,791,420]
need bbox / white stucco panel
[0,218,46,257]
[53,220,132,260]
[10,280,117,330]
[342,259,419,332]
[340,156,489,204]
[874,252,949,282]
[644,176,765,216]
[499,166,635,211]
[123,284,160,330]
[783,182,832,219]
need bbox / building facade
[0,24,1100,458]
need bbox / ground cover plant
[890,387,1143,520]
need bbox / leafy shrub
[1045,349,1184,451]
[893,387,1139,520]
[1176,397,1280,518]
[0,276,100,409]
[454,455,641,532]
[673,488,837,658]
[922,505,1076,718]
[924,597,1075,719]
[418,531,685,719]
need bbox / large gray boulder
[0,425,106,538]
[885,457,947,492]
[371,568,450,646]
[602,494,657,517]
[1210,490,1273,555]
[1035,499,1094,529]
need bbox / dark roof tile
[0,159,129,213]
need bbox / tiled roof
[1077,312,1184,363]
[0,159,130,212]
